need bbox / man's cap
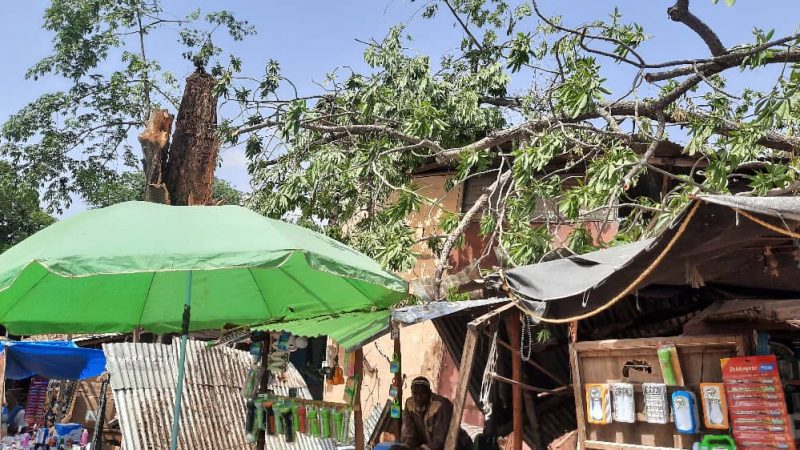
[411,376,431,389]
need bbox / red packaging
[721,355,796,450]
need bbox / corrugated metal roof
[104,341,346,450]
[391,298,509,325]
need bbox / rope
[479,327,499,419]
[509,201,702,324]
[738,209,800,239]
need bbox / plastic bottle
[291,402,300,432]
[320,408,331,438]
[308,407,321,438]
[80,429,89,447]
[20,432,30,449]
[333,409,344,442]
[265,402,276,435]
[274,403,284,435]
[245,400,256,443]
[298,405,307,434]
[282,408,295,443]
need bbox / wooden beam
[523,391,545,450]
[506,313,523,450]
[354,348,365,450]
[482,330,568,386]
[444,325,479,450]
[392,322,403,436]
[489,373,571,396]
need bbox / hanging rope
[479,327,499,419]
[738,209,800,239]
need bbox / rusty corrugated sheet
[105,341,345,450]
[105,340,255,450]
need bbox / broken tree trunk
[138,109,174,204]
[164,69,220,206]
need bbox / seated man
[395,376,472,450]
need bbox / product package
[671,390,700,434]
[700,383,729,430]
[697,434,735,450]
[611,383,635,423]
[722,355,796,450]
[585,384,612,424]
[657,343,684,386]
[344,375,361,406]
[643,383,670,424]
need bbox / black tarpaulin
[504,195,800,322]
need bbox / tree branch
[433,170,511,300]
[645,48,800,82]
[667,0,726,56]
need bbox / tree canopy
[3,0,799,298]
[0,162,54,253]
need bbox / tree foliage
[1,0,253,211]
[0,163,54,253]
[223,0,800,296]
[4,0,800,299]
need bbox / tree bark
[138,109,174,204]
[165,69,220,206]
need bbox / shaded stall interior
[440,196,800,449]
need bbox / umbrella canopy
[0,201,408,335]
[1,340,106,380]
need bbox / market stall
[488,195,800,450]
[0,340,106,449]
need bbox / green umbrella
[0,201,407,449]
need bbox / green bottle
[320,408,331,438]
[308,407,321,437]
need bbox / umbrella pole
[170,270,193,450]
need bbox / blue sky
[1,1,798,215]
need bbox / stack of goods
[722,355,795,450]
[24,378,49,427]
[245,395,353,445]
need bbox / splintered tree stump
[165,69,220,206]
[138,109,174,204]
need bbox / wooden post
[444,325,478,450]
[393,322,403,437]
[355,348,365,450]
[506,313,523,450]
[256,336,272,450]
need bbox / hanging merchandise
[390,399,402,419]
[671,390,700,434]
[333,409,344,441]
[657,343,684,386]
[242,365,264,399]
[339,408,352,442]
[331,363,345,385]
[344,351,356,377]
[643,383,670,424]
[308,406,321,438]
[611,383,635,423]
[265,402,276,435]
[585,384,612,424]
[320,408,332,438]
[344,375,361,406]
[245,400,257,443]
[250,342,263,361]
[298,404,308,434]
[722,355,795,450]
[390,354,400,374]
[697,434,736,450]
[700,383,729,430]
[281,405,295,443]
[389,379,399,399]
[268,350,290,374]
